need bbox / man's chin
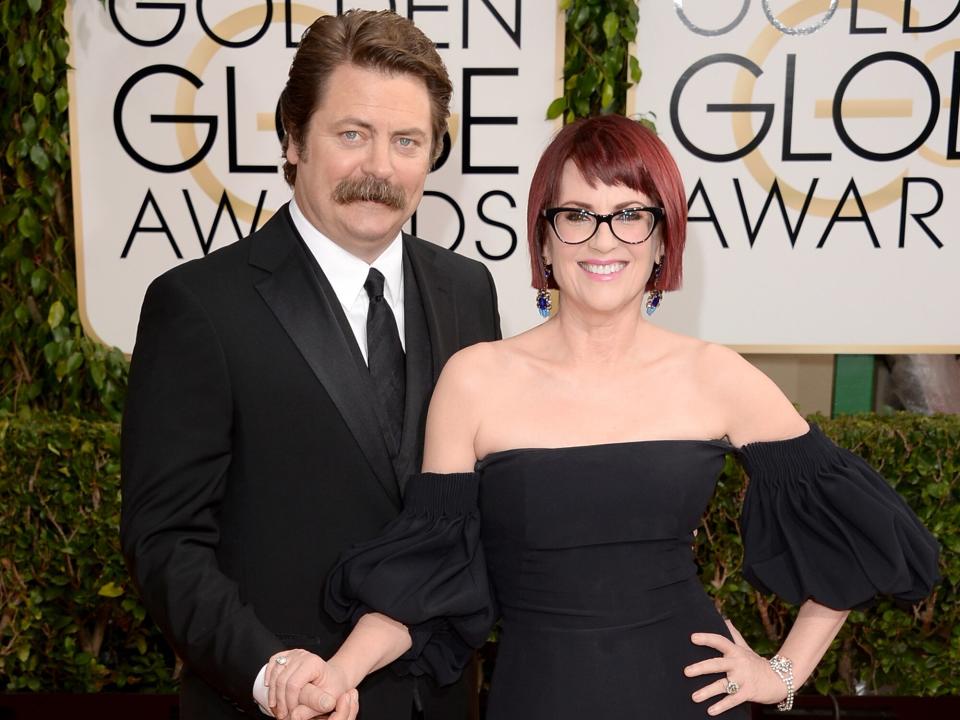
[344,218,406,246]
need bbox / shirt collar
[289,197,404,308]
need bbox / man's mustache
[332,176,406,210]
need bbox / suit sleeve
[482,264,502,340]
[120,272,283,711]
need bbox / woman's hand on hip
[684,618,788,715]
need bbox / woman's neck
[547,300,663,366]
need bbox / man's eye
[342,130,360,141]
[397,137,415,147]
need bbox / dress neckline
[475,437,734,469]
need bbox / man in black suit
[120,10,500,720]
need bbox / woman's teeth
[579,262,626,275]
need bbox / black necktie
[364,268,405,454]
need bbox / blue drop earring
[645,261,663,316]
[536,265,552,318]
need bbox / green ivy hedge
[0,412,175,692]
[550,0,640,121]
[1,0,129,420]
[2,411,958,695]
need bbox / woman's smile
[577,260,628,280]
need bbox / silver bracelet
[768,654,795,712]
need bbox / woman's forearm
[777,599,849,688]
[328,612,414,689]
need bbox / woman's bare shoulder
[691,342,807,445]
[440,337,512,379]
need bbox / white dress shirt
[252,199,406,714]
[289,197,405,362]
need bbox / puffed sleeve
[324,472,495,685]
[737,424,940,610]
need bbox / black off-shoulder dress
[325,426,939,719]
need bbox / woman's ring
[275,656,288,666]
[725,679,739,695]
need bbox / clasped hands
[265,649,359,720]
[684,618,789,716]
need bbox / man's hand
[265,649,354,720]
[290,686,358,720]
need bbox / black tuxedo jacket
[120,206,501,719]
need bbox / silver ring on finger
[275,655,288,666]
[725,679,740,695]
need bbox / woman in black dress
[266,115,939,720]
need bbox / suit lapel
[252,208,401,508]
[404,235,458,385]
[394,253,432,489]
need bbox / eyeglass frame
[541,206,665,245]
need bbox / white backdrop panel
[634,0,959,351]
[68,0,562,352]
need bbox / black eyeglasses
[542,206,664,245]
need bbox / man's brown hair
[279,10,452,186]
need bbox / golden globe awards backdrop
[634,0,959,351]
[67,1,562,352]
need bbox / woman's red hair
[527,115,687,292]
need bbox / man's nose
[361,137,393,178]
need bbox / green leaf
[30,268,49,295]
[574,94,590,118]
[14,303,30,324]
[27,0,41,13]
[0,203,19,228]
[74,651,93,665]
[572,3,591,30]
[48,300,65,329]
[21,113,38,139]
[17,209,41,241]
[638,117,658,134]
[40,175,57,198]
[629,56,641,83]
[41,124,58,145]
[55,38,70,62]
[546,97,566,120]
[55,87,69,112]
[65,352,84,374]
[577,66,597,96]
[90,361,107,389]
[33,92,47,114]
[601,81,614,110]
[602,11,619,44]
[43,341,60,365]
[98,582,124,598]
[30,143,49,171]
